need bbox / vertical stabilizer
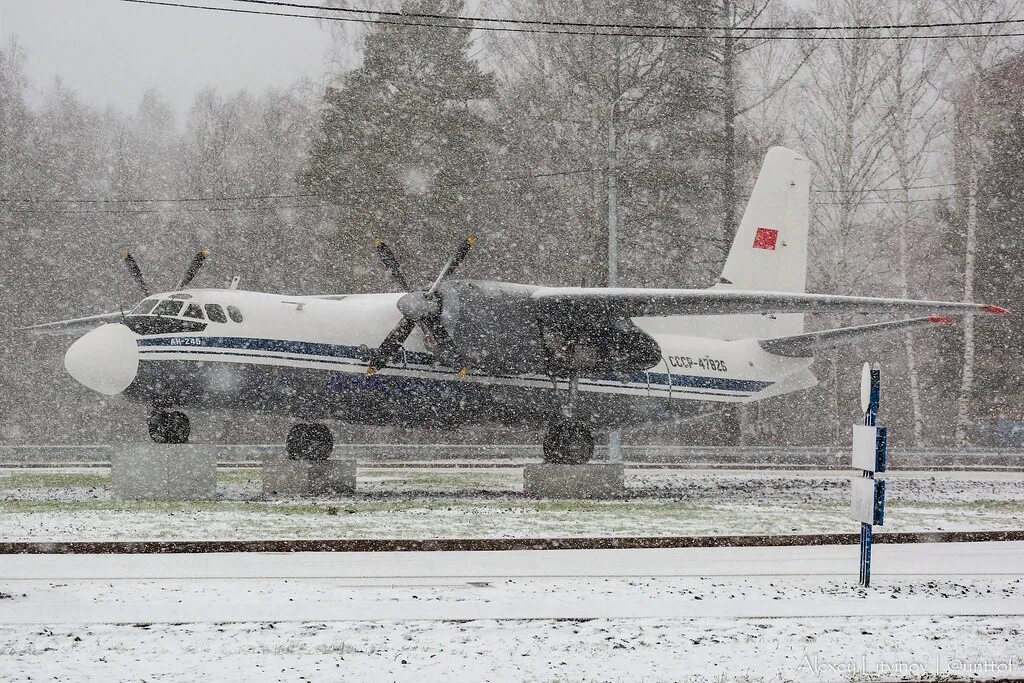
[712,146,809,339]
[719,146,810,298]
[636,146,811,340]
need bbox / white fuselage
[67,288,818,428]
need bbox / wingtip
[927,315,956,325]
[982,304,1010,315]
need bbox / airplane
[20,147,1009,464]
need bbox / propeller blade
[374,238,412,292]
[421,316,461,367]
[121,251,152,297]
[426,235,476,296]
[366,317,416,375]
[176,247,210,290]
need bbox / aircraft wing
[17,312,125,336]
[530,287,1008,319]
[759,317,956,357]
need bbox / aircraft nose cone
[64,323,140,395]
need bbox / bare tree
[879,0,945,445]
[483,0,717,288]
[797,0,894,443]
[706,0,816,259]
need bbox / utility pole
[607,96,622,463]
[607,99,619,288]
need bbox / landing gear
[543,419,595,465]
[286,423,334,461]
[148,410,190,444]
[542,369,594,464]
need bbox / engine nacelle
[437,280,548,373]
[437,280,662,375]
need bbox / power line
[812,182,958,194]
[0,192,320,205]
[228,0,1024,33]
[0,167,606,214]
[2,203,327,216]
[814,195,955,206]
[0,167,604,207]
[120,0,1024,41]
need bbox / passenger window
[205,304,227,323]
[133,299,158,315]
[151,300,184,317]
[227,305,244,323]
[183,303,205,320]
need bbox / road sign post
[852,362,886,587]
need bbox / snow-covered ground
[1,543,1022,681]
[1,467,1022,541]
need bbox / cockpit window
[227,305,244,323]
[205,304,227,323]
[152,300,185,317]
[123,316,206,336]
[133,299,158,315]
[183,303,205,320]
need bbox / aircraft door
[647,357,672,400]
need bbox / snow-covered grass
[2,615,1021,682]
[0,467,1022,541]
[2,567,1022,682]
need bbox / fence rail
[0,444,1021,468]
[3,530,1023,555]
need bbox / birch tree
[797,0,893,443]
[878,0,945,445]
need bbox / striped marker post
[852,363,887,587]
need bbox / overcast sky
[0,0,334,117]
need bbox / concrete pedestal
[112,444,217,501]
[522,463,625,500]
[262,459,357,497]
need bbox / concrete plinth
[112,444,217,501]
[522,463,625,500]
[262,459,357,497]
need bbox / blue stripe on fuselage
[136,335,774,394]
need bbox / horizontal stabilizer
[17,312,124,336]
[759,316,955,358]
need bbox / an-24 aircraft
[22,148,1008,463]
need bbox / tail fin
[636,147,811,341]
[720,147,810,295]
[712,147,810,339]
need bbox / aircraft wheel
[286,423,334,461]
[148,410,190,444]
[542,420,594,465]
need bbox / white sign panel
[852,425,886,472]
[850,477,884,525]
[860,362,872,413]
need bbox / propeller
[122,251,152,298]
[176,247,210,290]
[121,247,211,300]
[367,235,476,376]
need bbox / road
[1,542,1021,624]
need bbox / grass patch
[889,499,1024,512]
[0,496,724,518]
[0,471,109,489]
